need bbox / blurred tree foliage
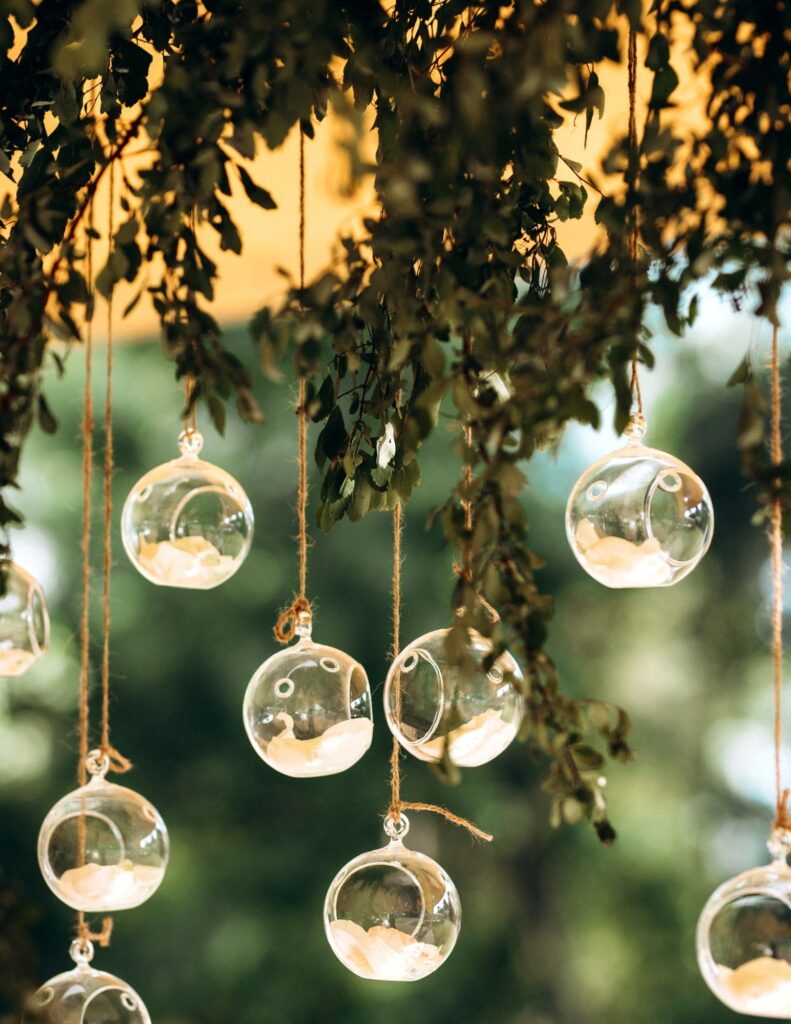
[0,1,788,837]
[0,334,778,1024]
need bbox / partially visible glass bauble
[0,560,49,676]
[22,939,151,1024]
[565,414,714,588]
[697,829,791,1018]
[121,429,253,589]
[243,611,372,778]
[38,750,169,912]
[384,626,524,768]
[324,814,461,982]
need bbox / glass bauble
[22,939,151,1024]
[0,560,49,676]
[121,429,253,589]
[324,815,461,982]
[565,414,714,588]
[243,611,372,777]
[697,829,791,1018]
[384,626,524,767]
[38,750,168,912]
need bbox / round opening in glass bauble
[324,815,461,982]
[22,939,151,1024]
[121,430,253,589]
[37,751,169,912]
[384,626,524,767]
[243,612,372,778]
[565,415,713,588]
[697,831,791,1018]
[0,560,49,676]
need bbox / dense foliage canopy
[0,0,788,837]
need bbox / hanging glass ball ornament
[121,429,253,589]
[565,413,714,588]
[38,750,169,912]
[0,560,49,676]
[324,814,461,982]
[697,828,791,1018]
[243,611,372,777]
[22,938,151,1024]
[384,626,524,768]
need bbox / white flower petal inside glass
[243,611,373,778]
[324,815,461,982]
[38,750,168,913]
[697,829,791,1018]
[121,429,253,589]
[384,626,524,768]
[0,560,50,677]
[566,414,714,588]
[22,939,151,1024]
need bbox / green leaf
[207,394,227,436]
[322,407,346,462]
[37,394,57,434]
[236,164,277,210]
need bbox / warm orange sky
[25,16,707,343]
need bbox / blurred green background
[0,293,786,1024]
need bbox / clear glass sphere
[243,612,372,778]
[565,415,714,588]
[121,430,253,589]
[324,815,461,982]
[384,626,524,767]
[0,560,49,676]
[697,831,791,1018]
[22,939,151,1024]
[38,751,169,912]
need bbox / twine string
[770,325,789,830]
[299,126,305,316]
[388,502,404,819]
[627,22,643,417]
[396,802,493,842]
[387,500,491,842]
[99,164,131,777]
[274,125,312,644]
[182,208,199,434]
[76,205,112,948]
[78,205,95,794]
[184,373,197,435]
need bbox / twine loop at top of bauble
[76,915,113,949]
[273,595,314,644]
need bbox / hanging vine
[1,0,789,841]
